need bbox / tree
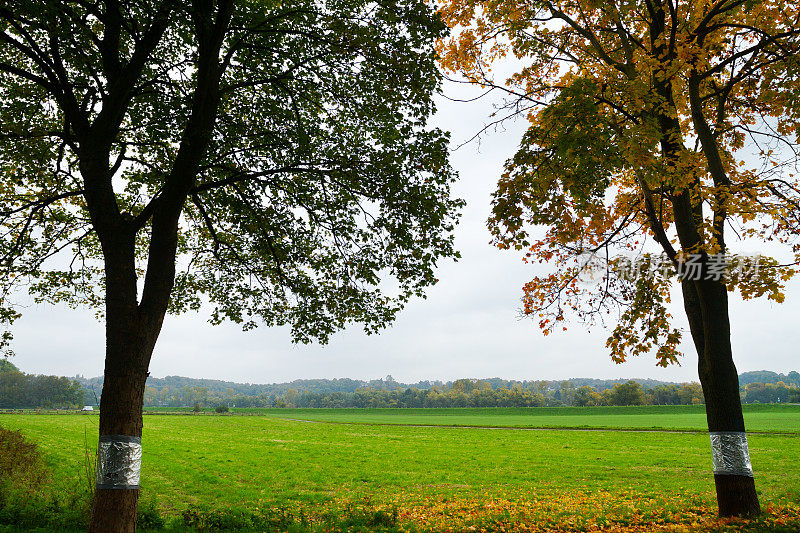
[439,0,800,517]
[679,382,705,405]
[0,361,84,408]
[608,381,646,406]
[791,388,800,403]
[0,362,25,408]
[0,358,19,374]
[648,384,681,405]
[0,1,460,530]
[743,381,796,403]
[573,385,602,406]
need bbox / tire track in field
[275,417,798,436]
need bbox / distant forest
[0,360,84,409]
[71,369,800,410]
[1,359,797,409]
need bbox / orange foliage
[438,0,800,366]
[316,490,800,532]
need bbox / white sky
[6,80,799,384]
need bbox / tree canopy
[0,0,461,350]
[438,0,800,366]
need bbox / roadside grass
[0,409,798,531]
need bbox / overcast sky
[6,79,799,385]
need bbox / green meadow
[1,406,799,531]
[248,404,800,433]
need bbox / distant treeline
[144,377,800,409]
[0,360,84,409]
[77,374,687,400]
[133,376,700,408]
[225,380,708,408]
[3,361,798,409]
[738,370,800,387]
[742,382,800,404]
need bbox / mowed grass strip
[0,411,798,519]
[240,404,800,433]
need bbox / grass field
[1,406,799,531]
[247,404,800,433]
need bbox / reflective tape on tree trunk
[709,432,753,477]
[97,435,142,489]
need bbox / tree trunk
[89,362,146,533]
[681,279,760,516]
[88,236,163,533]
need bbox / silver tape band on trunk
[97,435,142,489]
[709,431,753,477]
